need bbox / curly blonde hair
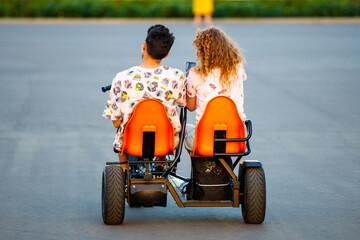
[193,27,245,89]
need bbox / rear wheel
[241,167,266,224]
[102,165,125,225]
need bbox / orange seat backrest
[192,96,246,157]
[122,99,174,157]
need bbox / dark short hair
[145,24,175,60]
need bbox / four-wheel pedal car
[101,62,266,225]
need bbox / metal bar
[163,107,187,177]
[126,167,131,202]
[213,140,251,157]
[233,188,240,208]
[183,201,233,207]
[126,160,174,164]
[197,183,230,187]
[246,139,251,155]
[106,162,121,165]
[130,178,167,184]
[213,151,249,157]
[218,158,237,181]
[166,179,185,208]
[244,120,252,139]
[214,138,248,142]
[232,180,241,208]
[233,156,243,169]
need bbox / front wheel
[241,167,266,224]
[102,165,125,225]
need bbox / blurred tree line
[0,0,359,18]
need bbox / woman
[185,27,247,151]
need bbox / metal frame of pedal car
[101,62,266,224]
[105,107,257,206]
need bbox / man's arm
[186,95,196,112]
[186,70,196,112]
[174,71,187,108]
[102,75,123,126]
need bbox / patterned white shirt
[103,65,186,151]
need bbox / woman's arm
[186,95,196,112]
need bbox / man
[103,24,186,169]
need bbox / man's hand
[112,120,121,128]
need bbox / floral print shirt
[187,64,247,123]
[103,65,186,151]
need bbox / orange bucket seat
[122,99,174,158]
[192,96,246,157]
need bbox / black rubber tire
[241,167,266,224]
[102,165,125,225]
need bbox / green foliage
[214,0,360,17]
[0,6,10,17]
[0,0,359,18]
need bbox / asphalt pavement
[0,19,359,240]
